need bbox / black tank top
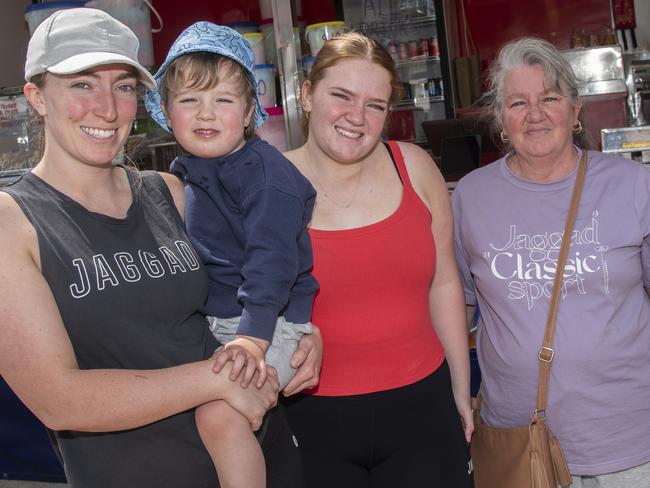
[3,169,220,487]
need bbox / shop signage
[0,96,30,122]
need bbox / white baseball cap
[25,7,156,88]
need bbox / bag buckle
[533,409,547,422]
[538,346,554,362]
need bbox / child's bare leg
[196,399,265,488]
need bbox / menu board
[0,96,30,122]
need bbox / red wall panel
[460,0,613,74]
[300,1,337,25]
[151,0,262,65]
[151,0,337,66]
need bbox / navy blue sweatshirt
[170,137,318,341]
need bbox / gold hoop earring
[500,131,510,143]
[573,120,583,134]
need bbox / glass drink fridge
[269,0,454,150]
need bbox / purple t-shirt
[452,149,650,475]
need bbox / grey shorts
[206,315,313,389]
[570,459,650,488]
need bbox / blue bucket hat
[145,22,268,132]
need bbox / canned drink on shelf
[426,78,436,97]
[429,36,439,57]
[398,41,409,60]
[419,38,429,57]
[387,42,399,61]
[408,39,419,58]
[430,77,443,97]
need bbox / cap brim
[48,52,157,89]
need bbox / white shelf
[355,15,437,35]
[394,55,440,68]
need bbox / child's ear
[245,102,256,128]
[23,82,47,117]
[161,101,173,131]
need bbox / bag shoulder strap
[535,150,589,418]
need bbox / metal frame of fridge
[271,0,305,149]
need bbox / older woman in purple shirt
[452,37,650,487]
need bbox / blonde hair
[302,32,403,135]
[160,52,257,138]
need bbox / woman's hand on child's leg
[217,362,279,431]
[283,325,323,396]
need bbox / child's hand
[212,336,270,388]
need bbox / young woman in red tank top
[283,32,474,487]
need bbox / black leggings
[262,403,304,488]
[283,361,473,488]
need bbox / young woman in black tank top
[0,8,321,488]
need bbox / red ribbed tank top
[308,141,445,396]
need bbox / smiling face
[302,58,392,164]
[26,65,138,168]
[163,66,254,159]
[501,63,581,163]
